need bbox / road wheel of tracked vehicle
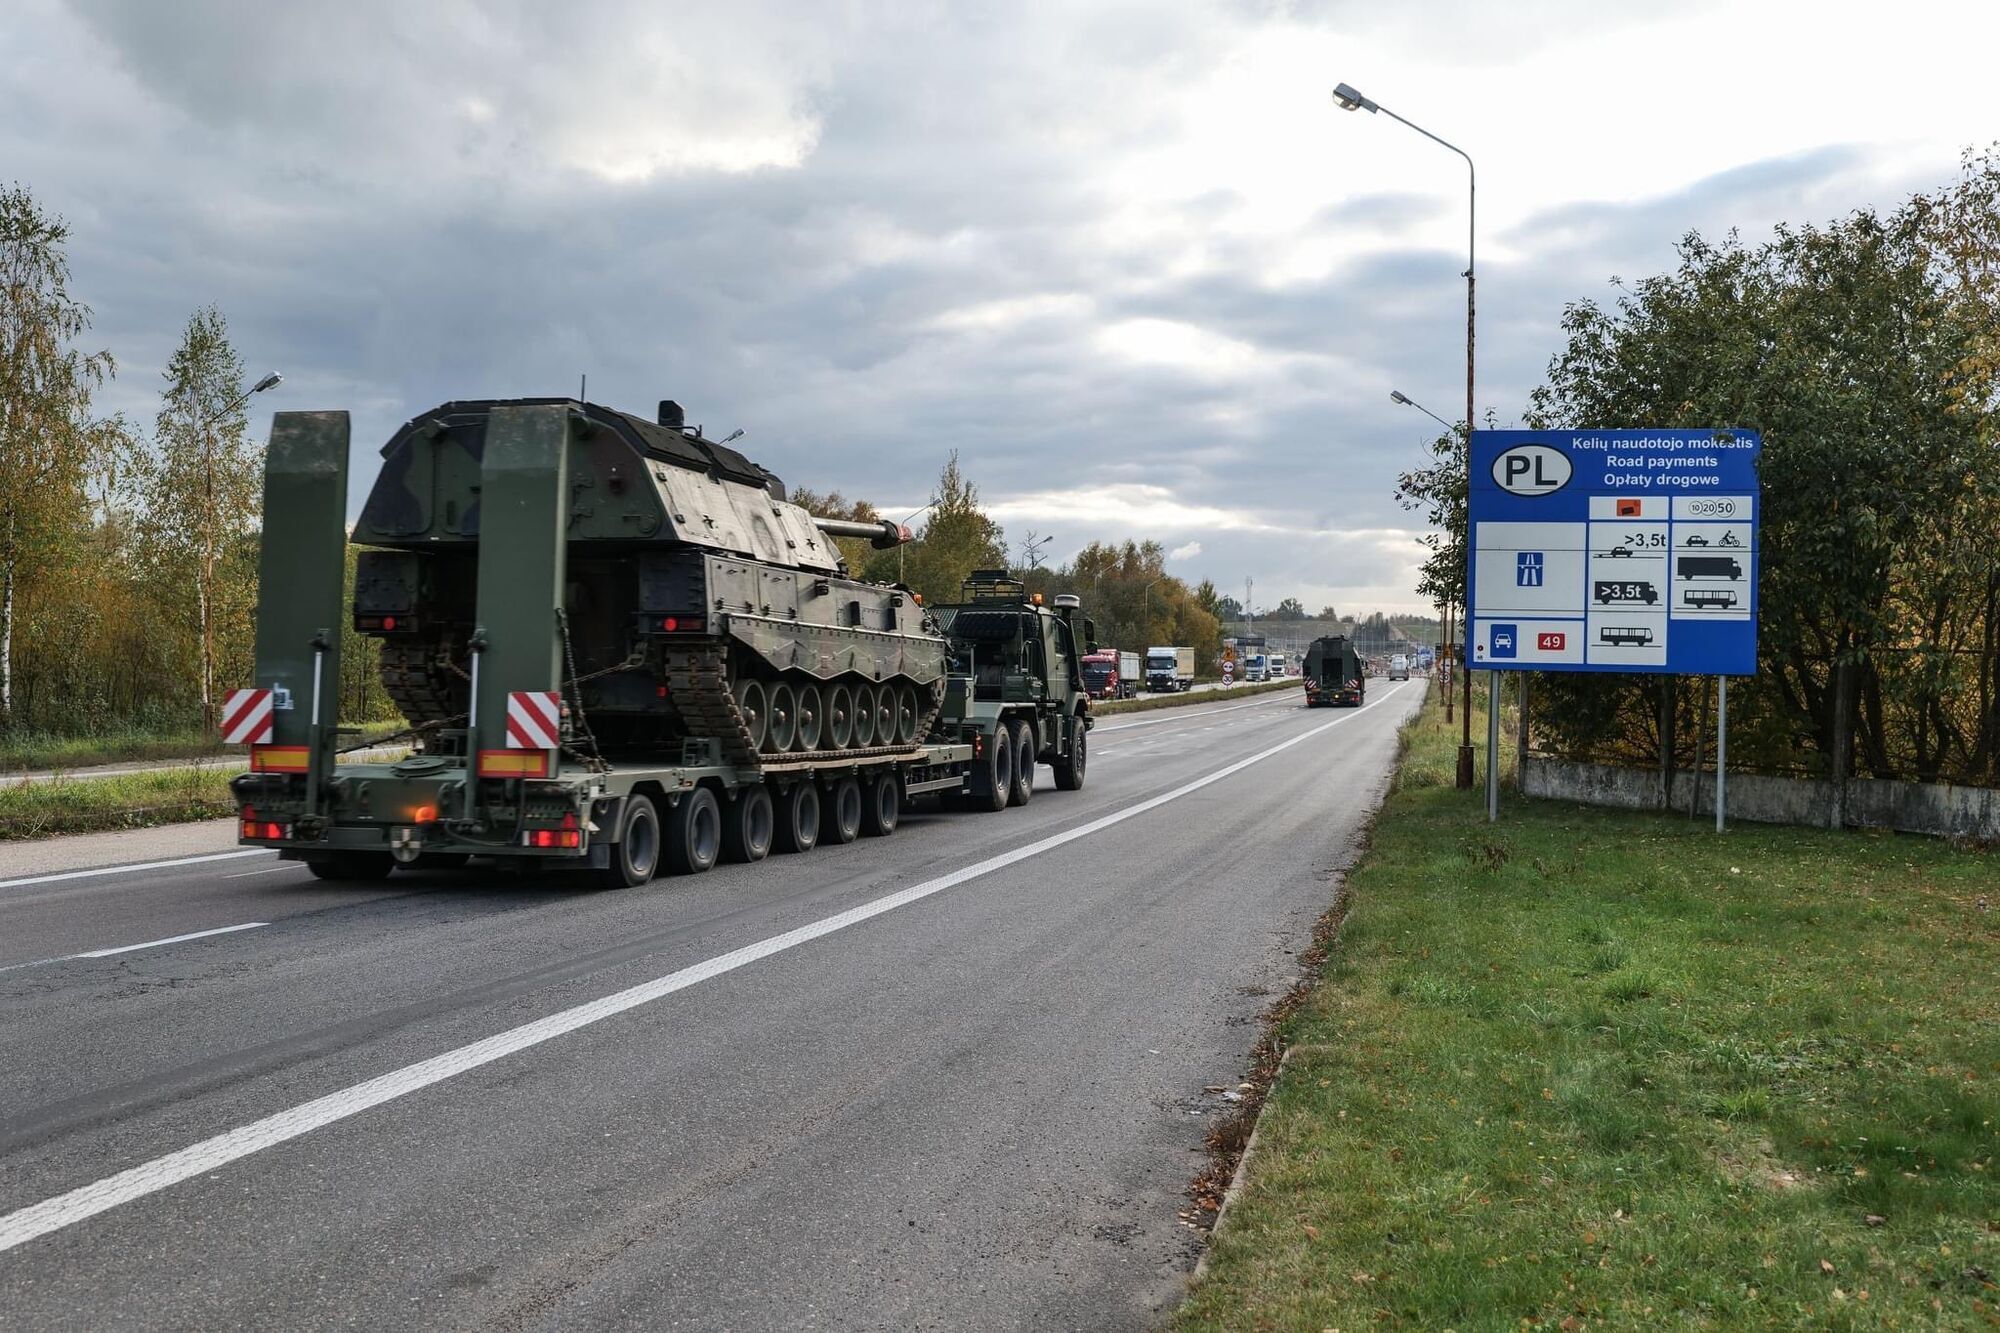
[869,688,896,748]
[734,678,769,752]
[1010,719,1036,807]
[861,771,900,836]
[826,682,856,750]
[893,683,920,745]
[765,682,798,754]
[305,851,396,882]
[851,684,878,747]
[821,776,863,845]
[968,726,1014,812]
[663,787,722,876]
[597,795,660,888]
[722,784,774,863]
[774,782,820,854]
[1053,717,1087,791]
[794,682,824,752]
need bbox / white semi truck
[1145,645,1196,693]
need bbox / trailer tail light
[354,614,417,633]
[644,614,707,635]
[238,808,288,840]
[477,750,551,778]
[523,828,582,849]
[250,745,310,773]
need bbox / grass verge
[1095,678,1302,717]
[0,720,407,774]
[0,768,239,840]
[1178,689,1997,1329]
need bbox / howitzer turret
[351,398,949,766]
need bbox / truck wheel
[722,785,774,863]
[1053,721,1087,791]
[774,782,820,853]
[861,771,900,836]
[597,795,660,888]
[1010,720,1035,806]
[968,726,1013,812]
[821,776,862,845]
[663,787,722,876]
[305,851,396,882]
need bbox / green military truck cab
[931,571,1094,810]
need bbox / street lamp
[1337,79,1478,790]
[1392,390,1459,725]
[195,371,282,727]
[898,502,934,584]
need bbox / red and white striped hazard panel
[220,688,275,745]
[506,691,562,750]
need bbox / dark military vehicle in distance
[1303,635,1366,707]
[929,571,1092,809]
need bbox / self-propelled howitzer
[352,398,948,765]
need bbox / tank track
[663,644,945,772]
[378,637,469,732]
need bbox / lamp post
[897,502,934,584]
[1337,80,1478,789]
[1393,388,1457,724]
[196,371,282,728]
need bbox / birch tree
[139,307,265,728]
[0,184,117,729]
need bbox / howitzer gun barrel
[812,516,914,549]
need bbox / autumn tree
[136,307,268,727]
[0,184,123,728]
[898,452,1006,605]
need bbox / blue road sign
[1468,429,1761,675]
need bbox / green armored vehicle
[229,399,973,886]
[1303,635,1365,707]
[930,570,1093,809]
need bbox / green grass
[0,767,240,839]
[0,719,407,773]
[1094,678,1301,717]
[1179,691,1998,1330]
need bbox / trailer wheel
[861,772,900,836]
[305,851,396,882]
[774,782,820,853]
[821,776,863,845]
[968,726,1013,812]
[598,794,661,888]
[722,784,774,863]
[1009,719,1035,806]
[1053,720,1087,791]
[664,787,722,876]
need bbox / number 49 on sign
[1536,631,1566,651]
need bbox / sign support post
[1485,671,1501,821]
[1716,676,1728,834]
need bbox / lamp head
[1332,82,1378,113]
[252,372,282,394]
[1390,390,1412,406]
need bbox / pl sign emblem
[1490,444,1572,496]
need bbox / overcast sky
[7,0,1995,615]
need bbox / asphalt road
[0,679,1424,1330]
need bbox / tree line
[1401,149,2000,787]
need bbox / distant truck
[1080,648,1142,700]
[1244,653,1269,682]
[1146,645,1195,693]
[1303,636,1365,707]
[1678,555,1744,581]
[1388,653,1410,681]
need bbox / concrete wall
[1521,757,2000,841]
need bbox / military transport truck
[1303,636,1365,707]
[929,571,1093,810]
[227,399,975,887]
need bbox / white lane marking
[1095,693,1297,733]
[0,850,271,893]
[0,921,271,974]
[0,684,1411,1254]
[223,866,298,880]
[73,922,269,958]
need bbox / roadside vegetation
[1180,692,1997,1329]
[1094,679,1298,717]
[0,767,237,839]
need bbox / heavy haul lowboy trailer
[226,402,991,887]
